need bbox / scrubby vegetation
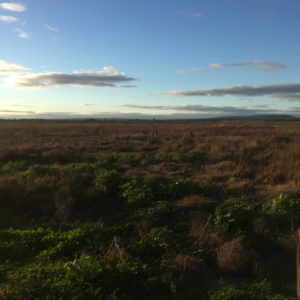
[0,119,299,299]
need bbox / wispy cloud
[272,93,300,102]
[78,103,95,106]
[145,92,164,96]
[4,66,139,89]
[176,67,204,74]
[14,28,29,38]
[0,59,29,74]
[0,109,34,114]
[188,12,203,18]
[252,104,269,108]
[120,85,138,88]
[168,83,300,100]
[0,14,17,22]
[9,104,32,107]
[210,60,287,71]
[44,23,58,31]
[0,2,26,12]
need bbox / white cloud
[3,66,139,89]
[189,12,203,18]
[176,67,204,74]
[0,59,29,74]
[168,83,300,100]
[210,63,227,69]
[191,68,204,72]
[175,70,187,74]
[78,103,95,106]
[14,28,28,38]
[9,104,32,107]
[0,14,17,22]
[253,60,287,71]
[44,24,58,31]
[0,2,26,12]
[210,60,287,71]
[145,92,164,96]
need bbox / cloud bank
[168,83,300,101]
[3,66,139,89]
[120,103,279,115]
[2,105,300,120]
[0,2,26,12]
[210,60,287,71]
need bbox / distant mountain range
[0,114,298,122]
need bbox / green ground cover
[0,147,298,299]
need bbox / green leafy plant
[213,197,257,231]
[0,160,27,174]
[120,175,164,205]
[94,169,121,195]
[261,194,300,229]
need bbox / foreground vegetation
[0,119,299,299]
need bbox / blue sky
[0,0,300,119]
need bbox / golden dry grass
[1,119,300,201]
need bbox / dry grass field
[1,119,300,200]
[0,119,299,299]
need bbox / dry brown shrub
[224,178,255,198]
[169,254,207,274]
[135,219,153,237]
[103,236,129,263]
[189,211,211,239]
[54,188,75,221]
[41,149,69,164]
[277,232,298,256]
[158,143,173,155]
[252,217,271,236]
[175,195,217,214]
[181,133,194,146]
[213,160,235,171]
[217,237,256,274]
[267,136,292,145]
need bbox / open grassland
[0,119,299,299]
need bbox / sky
[0,0,300,119]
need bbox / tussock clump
[134,219,153,237]
[175,195,217,214]
[181,133,194,146]
[267,136,292,145]
[54,188,75,222]
[169,254,207,274]
[217,237,256,274]
[158,143,173,155]
[252,217,271,236]
[40,150,69,164]
[146,136,162,145]
[214,160,235,171]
